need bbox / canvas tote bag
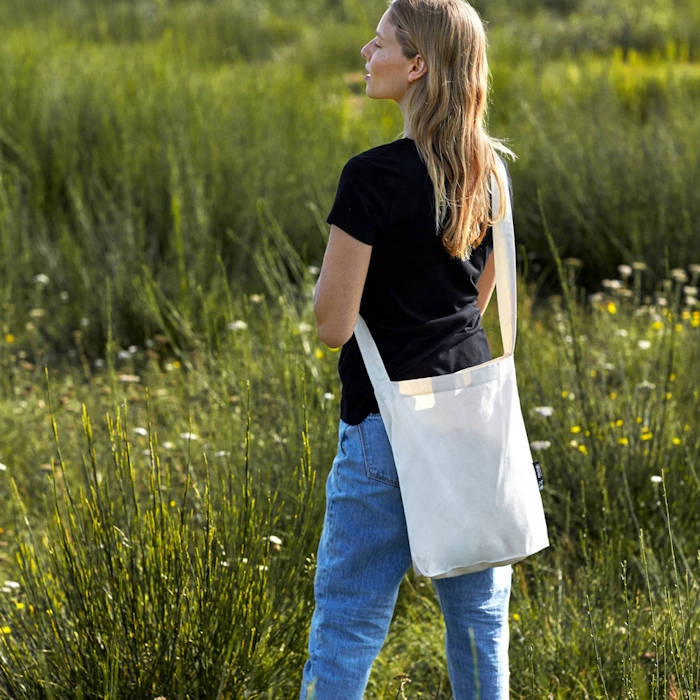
[353,159,549,579]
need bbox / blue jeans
[300,413,511,699]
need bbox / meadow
[0,0,699,697]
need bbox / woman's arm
[313,225,373,348]
[476,250,495,316]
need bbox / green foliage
[0,241,698,696]
[0,0,698,355]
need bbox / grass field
[0,0,698,697]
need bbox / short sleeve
[326,156,385,246]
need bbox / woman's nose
[361,42,370,59]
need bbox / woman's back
[328,137,510,424]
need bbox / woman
[301,1,514,697]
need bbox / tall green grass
[1,243,698,696]
[0,0,698,356]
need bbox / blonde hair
[388,0,513,259]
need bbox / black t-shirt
[326,137,512,425]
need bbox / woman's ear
[408,54,427,84]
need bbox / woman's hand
[313,225,372,348]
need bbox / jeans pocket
[358,413,400,488]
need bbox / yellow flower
[4,334,14,344]
[641,425,650,433]
[636,416,643,423]
[329,346,340,352]
[615,419,624,427]
[641,433,653,441]
[607,302,617,314]
[652,321,663,330]
[315,349,324,360]
[675,323,682,332]
[512,613,520,622]
[618,437,629,446]
[561,390,568,398]
[672,437,681,445]
[609,392,617,400]
[578,444,588,455]
[665,392,672,400]
[570,425,581,434]
[169,500,176,508]
[682,310,691,320]
[15,602,24,610]
[585,430,591,437]
[669,373,676,382]
[692,313,699,328]
[590,369,597,377]
[172,360,181,369]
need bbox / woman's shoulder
[342,137,417,174]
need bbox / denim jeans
[300,413,511,699]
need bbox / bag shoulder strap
[354,157,517,387]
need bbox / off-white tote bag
[353,159,549,578]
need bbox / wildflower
[511,613,521,622]
[33,273,49,285]
[214,450,230,458]
[3,581,20,590]
[172,360,181,369]
[684,286,698,297]
[308,265,320,276]
[602,279,623,290]
[615,419,624,427]
[297,322,312,333]
[533,406,554,417]
[162,441,174,450]
[14,602,23,610]
[665,392,672,400]
[530,440,551,451]
[631,261,647,271]
[118,374,141,383]
[650,475,662,484]
[637,340,651,350]
[669,373,676,382]
[569,439,578,447]
[672,437,681,445]
[609,392,617,400]
[169,500,176,508]
[0,463,6,472]
[268,535,283,550]
[607,302,617,315]
[615,328,628,337]
[590,369,597,377]
[618,264,632,278]
[323,392,335,400]
[670,268,688,283]
[636,417,643,423]
[578,445,588,455]
[80,317,89,327]
[29,308,45,318]
[570,426,581,434]
[1,627,10,634]
[655,298,667,308]
[651,320,664,330]
[641,433,653,441]
[179,432,198,441]
[59,290,69,302]
[133,427,148,437]
[637,380,655,391]
[675,323,682,332]
[4,334,14,344]
[227,320,248,331]
[561,391,568,398]
[618,437,629,446]
[315,349,324,359]
[117,350,131,360]
[588,292,604,304]
[600,362,615,371]
[249,294,263,303]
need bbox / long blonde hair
[388,0,513,260]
